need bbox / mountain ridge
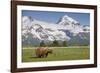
[22,15,90,47]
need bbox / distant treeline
[22,40,89,47]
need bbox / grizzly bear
[35,47,52,58]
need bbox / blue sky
[22,10,90,25]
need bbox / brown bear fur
[35,47,52,58]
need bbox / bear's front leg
[45,53,48,57]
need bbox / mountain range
[22,15,90,47]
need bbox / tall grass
[22,46,90,62]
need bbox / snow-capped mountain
[58,15,85,35]
[22,15,90,46]
[22,16,69,41]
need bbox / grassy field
[22,46,90,62]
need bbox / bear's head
[47,49,53,54]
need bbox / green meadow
[22,46,90,62]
